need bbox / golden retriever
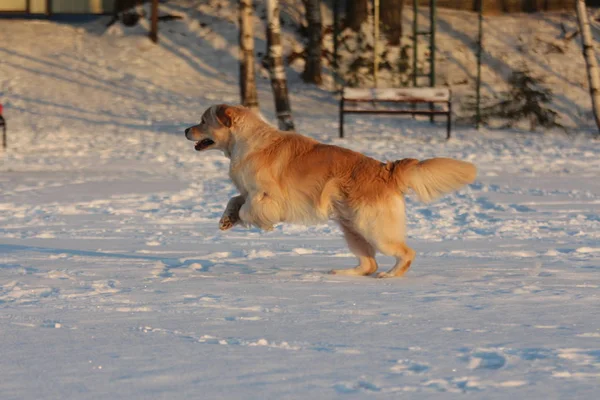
[185,104,476,278]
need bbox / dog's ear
[215,104,234,128]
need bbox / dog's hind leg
[375,242,416,279]
[219,195,245,230]
[330,224,378,276]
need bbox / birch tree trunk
[266,0,295,131]
[576,0,600,135]
[149,0,158,43]
[302,0,322,85]
[239,0,259,111]
[346,0,369,32]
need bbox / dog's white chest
[229,158,256,195]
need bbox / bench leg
[430,102,434,123]
[1,120,5,150]
[446,102,452,140]
[339,98,344,138]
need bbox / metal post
[429,0,436,122]
[429,0,436,88]
[374,0,380,87]
[0,103,5,150]
[412,0,419,117]
[333,0,340,90]
[475,0,483,129]
[339,97,345,138]
[1,117,6,151]
[447,100,452,139]
[334,0,343,135]
[412,0,418,87]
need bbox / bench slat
[343,101,449,112]
[343,87,450,102]
[344,98,449,104]
[343,109,448,115]
[343,104,449,112]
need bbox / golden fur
[185,104,477,278]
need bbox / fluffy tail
[388,158,477,203]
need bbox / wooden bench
[339,87,452,139]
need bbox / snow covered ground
[1,2,600,399]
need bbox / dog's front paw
[219,215,238,231]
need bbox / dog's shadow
[0,244,247,275]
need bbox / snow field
[1,2,600,398]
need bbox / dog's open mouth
[195,138,215,151]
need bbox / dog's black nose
[185,128,190,135]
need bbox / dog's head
[184,104,239,155]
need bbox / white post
[373,0,379,87]
[576,0,600,135]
